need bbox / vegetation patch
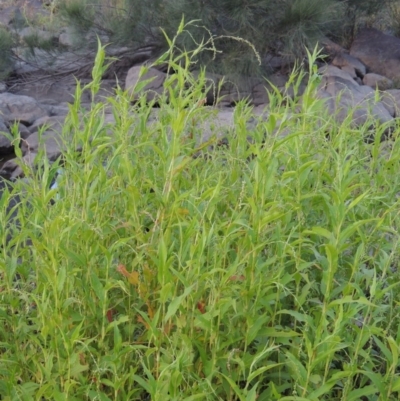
[0,24,400,401]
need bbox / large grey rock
[194,108,235,144]
[20,131,62,161]
[0,93,49,126]
[363,73,393,90]
[319,65,358,89]
[0,6,22,27]
[319,36,348,58]
[28,115,66,134]
[332,53,366,77]
[125,66,167,102]
[59,27,76,48]
[350,28,400,81]
[317,65,393,126]
[10,76,90,105]
[17,123,31,140]
[380,89,400,117]
[47,103,70,117]
[340,65,357,79]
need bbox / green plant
[56,0,350,80]
[0,20,400,400]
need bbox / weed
[0,19,400,401]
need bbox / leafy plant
[0,19,400,401]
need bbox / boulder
[380,89,400,117]
[340,65,357,79]
[319,65,359,90]
[17,123,31,140]
[194,108,235,144]
[218,84,250,107]
[0,6,23,27]
[350,28,400,81]
[363,73,393,90]
[0,93,49,126]
[319,36,348,58]
[264,54,288,70]
[125,66,167,102]
[48,103,70,117]
[10,76,90,105]
[28,115,66,134]
[332,53,366,77]
[20,131,62,161]
[317,65,393,126]
[59,27,76,48]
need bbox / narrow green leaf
[164,285,194,322]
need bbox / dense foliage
[58,0,398,77]
[0,31,400,400]
[0,0,399,81]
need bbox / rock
[341,65,357,79]
[318,65,358,87]
[20,131,62,161]
[218,84,250,107]
[350,28,400,81]
[319,36,348,58]
[317,65,393,126]
[17,123,31,139]
[252,83,271,106]
[59,27,76,48]
[280,83,307,100]
[332,53,366,77]
[125,66,167,102]
[13,59,42,75]
[194,108,235,144]
[48,103,70,117]
[363,73,393,90]
[264,54,288,70]
[380,89,400,117]
[0,82,7,93]
[9,76,89,105]
[0,116,11,155]
[0,6,22,27]
[28,115,65,134]
[354,77,363,85]
[0,93,49,126]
